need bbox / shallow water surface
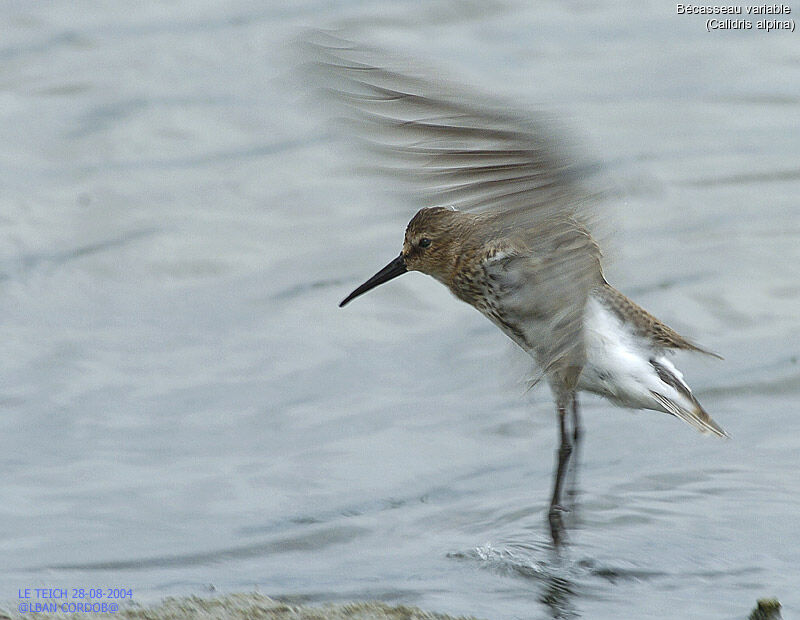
[1,2,799,619]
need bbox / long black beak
[340,254,407,307]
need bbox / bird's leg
[548,396,573,547]
[571,393,582,445]
[565,393,583,512]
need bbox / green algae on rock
[749,598,782,620]
[5,593,483,620]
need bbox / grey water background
[2,1,799,618]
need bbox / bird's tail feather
[649,391,729,438]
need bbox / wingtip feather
[650,391,729,439]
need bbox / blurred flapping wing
[304,33,607,392]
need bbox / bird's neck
[444,244,488,306]
[427,215,489,301]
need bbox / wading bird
[310,36,727,545]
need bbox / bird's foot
[548,508,567,548]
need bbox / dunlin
[312,38,727,544]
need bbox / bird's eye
[419,238,432,248]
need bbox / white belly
[577,296,685,411]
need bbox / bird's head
[401,207,465,280]
[339,207,467,307]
